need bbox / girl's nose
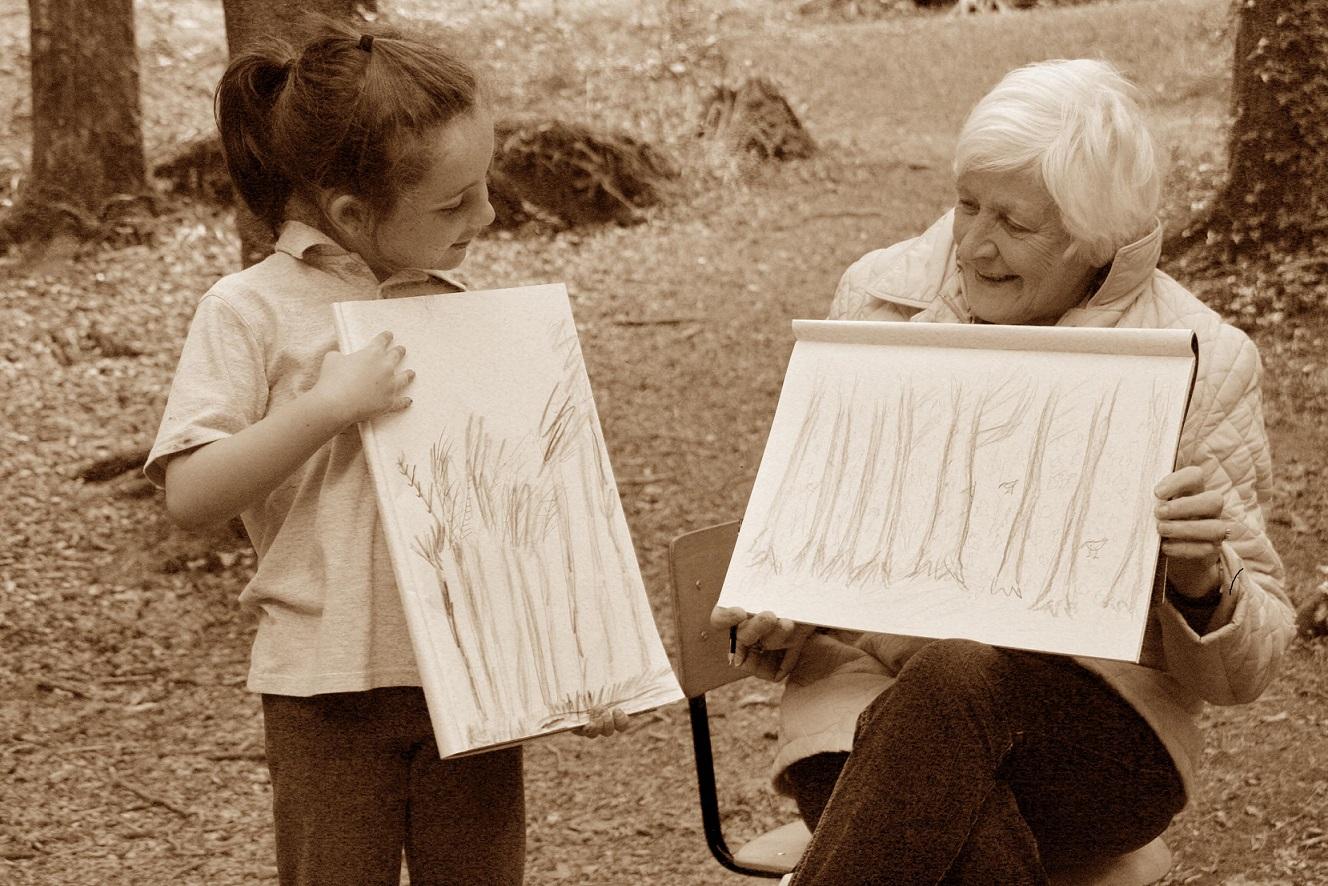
[477,185,497,229]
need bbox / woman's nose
[958,216,997,261]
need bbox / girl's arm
[163,331,413,530]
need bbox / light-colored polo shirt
[146,221,465,696]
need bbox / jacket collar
[274,220,467,293]
[921,217,1164,325]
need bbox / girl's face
[357,109,496,280]
[951,166,1097,325]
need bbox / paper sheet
[717,320,1197,663]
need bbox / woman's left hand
[574,706,630,739]
[1154,465,1228,599]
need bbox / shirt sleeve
[144,292,269,487]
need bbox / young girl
[146,21,626,885]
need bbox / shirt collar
[273,220,468,294]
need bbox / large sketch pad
[718,320,1197,663]
[335,284,682,757]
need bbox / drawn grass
[396,317,664,748]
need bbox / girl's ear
[324,192,372,242]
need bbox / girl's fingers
[612,708,629,732]
[372,330,394,349]
[392,396,413,412]
[1153,465,1204,500]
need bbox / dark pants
[786,639,1185,885]
[262,687,525,886]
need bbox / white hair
[953,58,1161,267]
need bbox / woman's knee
[898,638,1006,690]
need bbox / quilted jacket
[773,211,1297,803]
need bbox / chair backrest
[668,520,745,699]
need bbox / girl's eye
[957,199,978,214]
[437,201,463,213]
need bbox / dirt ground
[2,1,1326,884]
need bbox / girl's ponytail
[213,21,479,236]
[214,46,296,231]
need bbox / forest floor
[2,0,1327,884]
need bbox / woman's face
[951,166,1097,325]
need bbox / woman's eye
[1003,217,1031,234]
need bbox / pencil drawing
[335,285,682,756]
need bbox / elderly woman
[713,59,1295,883]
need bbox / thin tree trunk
[5,0,146,244]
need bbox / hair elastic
[359,34,375,52]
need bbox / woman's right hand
[710,606,816,683]
[314,330,415,428]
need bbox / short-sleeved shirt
[146,221,465,696]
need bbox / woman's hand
[1154,465,1228,599]
[574,706,630,738]
[710,607,816,682]
[313,330,415,429]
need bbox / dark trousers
[786,639,1185,885]
[262,687,525,886]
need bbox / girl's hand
[1154,465,1228,599]
[314,330,414,428]
[574,706,629,738]
[710,606,816,682]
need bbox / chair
[667,520,1173,884]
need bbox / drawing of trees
[397,317,672,747]
[740,362,1167,627]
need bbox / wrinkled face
[361,109,496,278]
[951,166,1096,325]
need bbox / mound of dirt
[489,119,680,229]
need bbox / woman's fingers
[1154,465,1205,500]
[1157,517,1228,543]
[1155,489,1223,520]
[710,606,749,630]
[775,624,818,681]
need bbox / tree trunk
[219,0,370,267]
[1206,0,1328,256]
[4,0,146,245]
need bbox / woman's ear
[324,192,372,243]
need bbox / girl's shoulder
[197,250,334,324]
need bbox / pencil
[729,626,737,667]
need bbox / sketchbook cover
[333,283,681,757]
[717,320,1198,663]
